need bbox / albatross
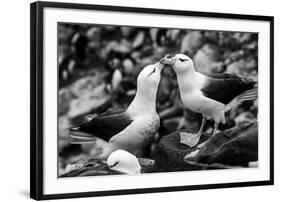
[107,150,141,174]
[162,54,257,147]
[68,61,165,159]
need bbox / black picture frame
[30,1,274,200]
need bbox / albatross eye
[108,161,119,168]
[147,68,156,76]
[179,58,188,62]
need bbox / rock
[58,74,115,150]
[206,129,257,167]
[152,130,209,172]
[67,83,113,118]
[193,44,224,74]
[153,122,258,171]
[234,112,256,125]
[138,158,156,173]
[70,75,102,97]
[184,122,258,167]
[60,157,156,177]
[180,31,204,56]
[60,158,120,177]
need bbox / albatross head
[137,62,164,87]
[134,62,164,100]
[161,54,194,73]
[107,150,141,175]
[127,61,165,114]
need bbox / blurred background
[58,23,258,174]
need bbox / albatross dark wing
[69,110,133,142]
[201,73,256,105]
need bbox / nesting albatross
[68,61,165,159]
[162,54,257,147]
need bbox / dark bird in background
[162,54,257,147]
[70,31,88,62]
[104,50,137,92]
[150,28,175,47]
[105,50,136,75]
[68,62,165,159]
[59,28,89,83]
[59,54,76,81]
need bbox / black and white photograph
[30,2,273,199]
[58,23,259,177]
[1,0,280,201]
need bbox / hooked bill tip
[160,54,171,64]
[165,54,173,59]
[160,54,175,66]
[155,62,165,71]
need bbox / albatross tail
[68,128,98,144]
[236,87,258,102]
[68,128,113,159]
[225,86,258,112]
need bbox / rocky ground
[58,24,258,176]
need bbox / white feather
[107,150,141,174]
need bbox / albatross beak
[154,61,165,71]
[160,54,176,66]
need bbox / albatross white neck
[127,87,157,116]
[126,62,162,116]
[176,68,205,93]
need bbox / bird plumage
[163,54,257,116]
[201,73,257,105]
[69,110,133,142]
[161,54,257,147]
[107,149,141,175]
[68,62,164,159]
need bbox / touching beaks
[148,54,176,73]
[160,54,176,66]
